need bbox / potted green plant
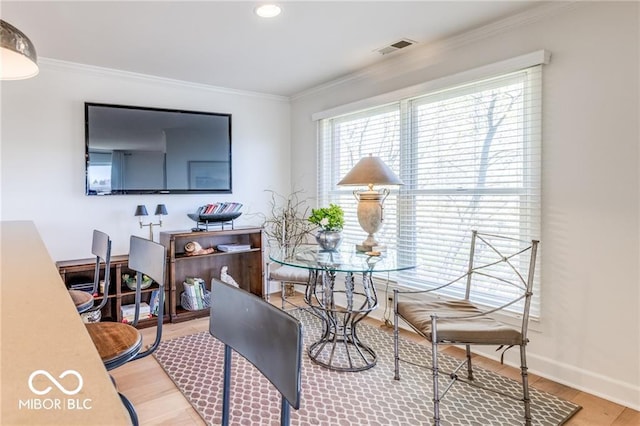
[308,203,345,250]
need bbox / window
[318,65,541,316]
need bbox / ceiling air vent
[375,38,416,55]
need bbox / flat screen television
[85,103,232,195]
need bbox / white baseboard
[465,345,640,412]
[522,352,639,411]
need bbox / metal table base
[269,246,415,372]
[305,269,378,372]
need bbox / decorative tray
[187,212,242,223]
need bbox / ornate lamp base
[354,188,390,252]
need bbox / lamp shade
[0,20,38,80]
[337,154,404,187]
[154,204,168,216]
[134,205,149,216]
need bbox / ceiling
[2,1,543,97]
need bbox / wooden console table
[0,221,130,425]
[160,227,264,323]
[54,227,264,328]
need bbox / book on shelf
[120,302,151,323]
[183,277,207,310]
[199,202,243,215]
[149,290,161,316]
[193,281,203,309]
[184,284,194,309]
[217,243,251,252]
[197,279,207,308]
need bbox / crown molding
[39,57,290,103]
[292,1,580,101]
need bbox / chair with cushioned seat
[86,235,166,425]
[210,278,302,426]
[68,229,112,315]
[266,260,312,310]
[393,230,539,426]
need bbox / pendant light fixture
[0,19,39,80]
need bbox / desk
[270,247,414,372]
[0,221,130,425]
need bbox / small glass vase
[315,230,343,251]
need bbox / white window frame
[315,51,548,319]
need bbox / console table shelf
[56,254,170,328]
[173,248,261,261]
[160,227,264,323]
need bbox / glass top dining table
[269,245,414,274]
[269,245,415,372]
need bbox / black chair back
[210,279,302,426]
[128,235,166,359]
[89,229,112,312]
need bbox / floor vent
[375,38,416,55]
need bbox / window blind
[318,65,542,317]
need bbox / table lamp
[337,154,403,252]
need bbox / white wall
[290,2,640,410]
[0,60,292,258]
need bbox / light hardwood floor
[110,294,639,425]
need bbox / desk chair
[86,235,166,425]
[210,279,302,426]
[393,230,539,425]
[68,229,111,315]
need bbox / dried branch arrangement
[261,189,314,252]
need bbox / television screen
[85,103,232,195]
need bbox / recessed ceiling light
[255,4,281,18]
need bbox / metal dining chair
[68,229,111,315]
[86,235,166,425]
[210,279,303,426]
[266,260,312,310]
[393,230,539,425]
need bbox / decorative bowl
[187,212,242,223]
[122,273,153,291]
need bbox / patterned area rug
[154,310,580,425]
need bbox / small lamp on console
[135,204,168,241]
[337,154,403,252]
